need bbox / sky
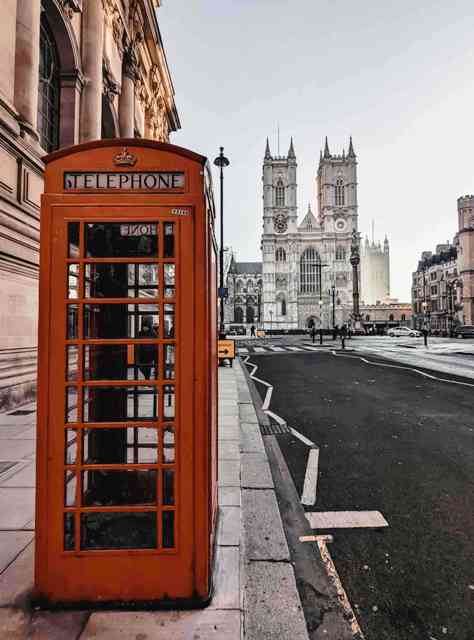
[159,0,474,301]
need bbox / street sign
[256,330,266,338]
[218,287,229,299]
[218,339,235,359]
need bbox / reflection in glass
[64,471,76,507]
[164,223,174,258]
[162,511,175,548]
[83,304,159,339]
[66,304,78,339]
[83,344,158,381]
[84,263,128,298]
[81,512,157,550]
[128,264,159,299]
[163,427,175,463]
[83,386,158,422]
[164,264,175,298]
[65,429,77,464]
[67,264,79,298]
[68,222,80,258]
[164,345,175,379]
[83,427,158,464]
[164,304,175,338]
[163,469,174,505]
[65,386,78,423]
[82,469,157,506]
[66,345,79,381]
[163,385,175,419]
[64,513,75,551]
[85,222,158,258]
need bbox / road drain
[261,422,291,436]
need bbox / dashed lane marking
[290,427,316,448]
[306,510,389,529]
[253,347,267,353]
[269,346,286,351]
[237,347,249,354]
[301,447,319,506]
[286,346,303,351]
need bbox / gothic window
[365,315,370,321]
[300,248,321,294]
[38,15,60,152]
[335,246,346,261]
[335,178,345,206]
[246,306,255,324]
[234,307,244,323]
[281,298,287,316]
[235,280,243,294]
[401,314,406,321]
[247,279,253,290]
[275,248,286,262]
[389,314,394,321]
[275,179,285,207]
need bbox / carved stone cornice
[102,63,120,103]
[58,0,82,19]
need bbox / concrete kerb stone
[242,489,289,562]
[241,453,274,489]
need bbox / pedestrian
[310,325,316,343]
[422,327,428,347]
[340,324,347,349]
[333,324,339,341]
[137,315,157,379]
[250,324,256,337]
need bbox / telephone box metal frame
[34,140,218,607]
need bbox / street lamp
[318,298,323,344]
[328,285,338,329]
[269,309,273,332]
[214,147,230,338]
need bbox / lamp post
[269,309,273,332]
[350,230,361,331]
[214,147,230,338]
[328,285,338,329]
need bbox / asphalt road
[247,351,474,640]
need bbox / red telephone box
[34,140,218,605]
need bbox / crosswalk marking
[305,510,388,529]
[269,346,285,351]
[286,346,303,351]
[253,347,266,353]
[237,348,249,354]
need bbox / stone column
[14,0,41,138]
[119,56,136,138]
[80,0,105,142]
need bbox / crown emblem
[114,147,137,167]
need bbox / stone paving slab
[81,610,241,639]
[0,439,35,460]
[0,607,30,639]
[244,561,308,640]
[0,488,35,529]
[218,426,239,441]
[0,531,34,575]
[0,541,34,607]
[218,460,240,487]
[209,545,240,610]
[240,422,265,454]
[241,453,274,489]
[218,440,239,460]
[30,611,90,640]
[1,461,36,487]
[242,489,289,562]
[218,506,240,546]
[239,403,259,424]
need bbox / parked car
[227,324,246,336]
[454,325,474,339]
[387,326,421,337]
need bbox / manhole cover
[0,462,16,474]
[7,409,35,416]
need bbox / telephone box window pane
[80,512,157,550]
[163,470,174,506]
[164,304,175,338]
[68,222,80,258]
[66,305,78,339]
[164,264,175,298]
[64,513,75,551]
[164,223,174,258]
[66,346,79,381]
[163,385,175,420]
[164,345,175,379]
[65,387,78,423]
[64,471,76,507]
[65,429,77,464]
[85,223,158,258]
[83,304,159,339]
[67,264,79,298]
[162,511,175,548]
[84,264,128,298]
[83,344,157,381]
[83,427,158,464]
[83,386,158,422]
[163,427,175,463]
[82,469,157,506]
[127,264,159,298]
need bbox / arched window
[401,314,406,321]
[246,306,255,324]
[281,298,286,316]
[247,279,253,291]
[300,248,321,294]
[335,246,346,261]
[365,315,370,321]
[275,179,285,207]
[389,314,394,321]
[235,280,243,294]
[38,15,60,152]
[234,307,244,323]
[335,178,345,206]
[275,247,286,262]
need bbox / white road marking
[269,346,286,351]
[290,427,316,447]
[306,510,389,529]
[238,347,249,354]
[301,447,319,506]
[316,536,366,638]
[251,375,272,388]
[262,386,273,411]
[286,346,303,351]
[331,351,474,388]
[253,347,267,353]
[299,534,333,543]
[265,409,287,426]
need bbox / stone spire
[323,136,331,159]
[288,137,295,159]
[348,136,356,158]
[264,137,272,160]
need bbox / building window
[365,315,370,321]
[281,298,286,316]
[389,314,394,321]
[275,179,285,207]
[300,248,321,294]
[431,285,438,296]
[234,307,244,323]
[335,246,346,261]
[401,314,406,321]
[335,178,345,206]
[275,247,286,262]
[38,15,60,152]
[430,272,437,281]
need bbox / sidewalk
[0,362,308,639]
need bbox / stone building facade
[360,299,412,334]
[360,235,390,304]
[261,137,359,330]
[0,0,179,409]
[457,195,474,325]
[224,253,262,326]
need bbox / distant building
[224,251,263,326]
[457,195,474,325]
[360,236,390,304]
[360,298,412,334]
